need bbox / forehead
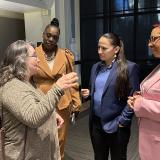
[45,26,59,35]
[151,27,160,37]
[98,36,112,46]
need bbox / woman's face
[26,45,39,77]
[98,36,118,65]
[43,26,59,51]
[148,27,160,58]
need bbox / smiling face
[98,36,119,65]
[43,26,60,51]
[148,27,160,58]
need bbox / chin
[99,57,104,61]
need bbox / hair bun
[50,18,59,27]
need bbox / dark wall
[0,16,25,62]
[80,0,160,87]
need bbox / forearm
[4,84,64,128]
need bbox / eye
[102,47,108,50]
[53,35,59,40]
[46,33,51,38]
[149,36,160,42]
[98,46,108,51]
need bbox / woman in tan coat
[0,40,78,160]
[34,18,81,160]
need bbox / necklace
[44,52,55,61]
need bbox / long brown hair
[102,33,130,100]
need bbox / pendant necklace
[44,52,55,61]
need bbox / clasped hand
[81,89,90,99]
[127,91,141,109]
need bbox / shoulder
[91,62,101,72]
[58,48,74,60]
[126,60,139,69]
[35,45,43,56]
[35,44,42,52]
[58,48,74,64]
[126,60,140,76]
[3,79,32,95]
[4,78,23,88]
[92,61,101,68]
[64,48,74,60]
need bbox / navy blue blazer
[89,60,140,133]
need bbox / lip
[99,54,104,58]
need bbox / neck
[42,44,57,55]
[104,61,112,66]
[25,70,32,82]
[104,57,116,66]
[25,75,30,82]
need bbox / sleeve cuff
[52,84,64,96]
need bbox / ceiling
[0,0,42,13]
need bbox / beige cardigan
[0,78,64,160]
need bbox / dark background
[80,0,160,87]
[0,16,25,62]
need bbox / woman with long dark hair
[81,33,139,160]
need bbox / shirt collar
[99,58,116,71]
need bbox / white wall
[0,10,24,19]
[24,10,50,44]
[24,0,80,53]
[5,0,54,9]
[23,0,81,83]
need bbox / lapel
[51,48,66,76]
[141,65,160,92]
[35,45,52,78]
[102,62,117,96]
[35,45,66,78]
[91,62,100,95]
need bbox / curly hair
[0,40,32,86]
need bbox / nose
[48,36,53,42]
[148,41,154,48]
[98,47,102,54]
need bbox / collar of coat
[35,44,67,79]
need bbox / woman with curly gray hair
[0,40,78,160]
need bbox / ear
[115,46,120,54]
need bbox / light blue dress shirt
[93,66,111,117]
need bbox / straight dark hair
[102,33,130,100]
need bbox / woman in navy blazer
[81,33,139,160]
